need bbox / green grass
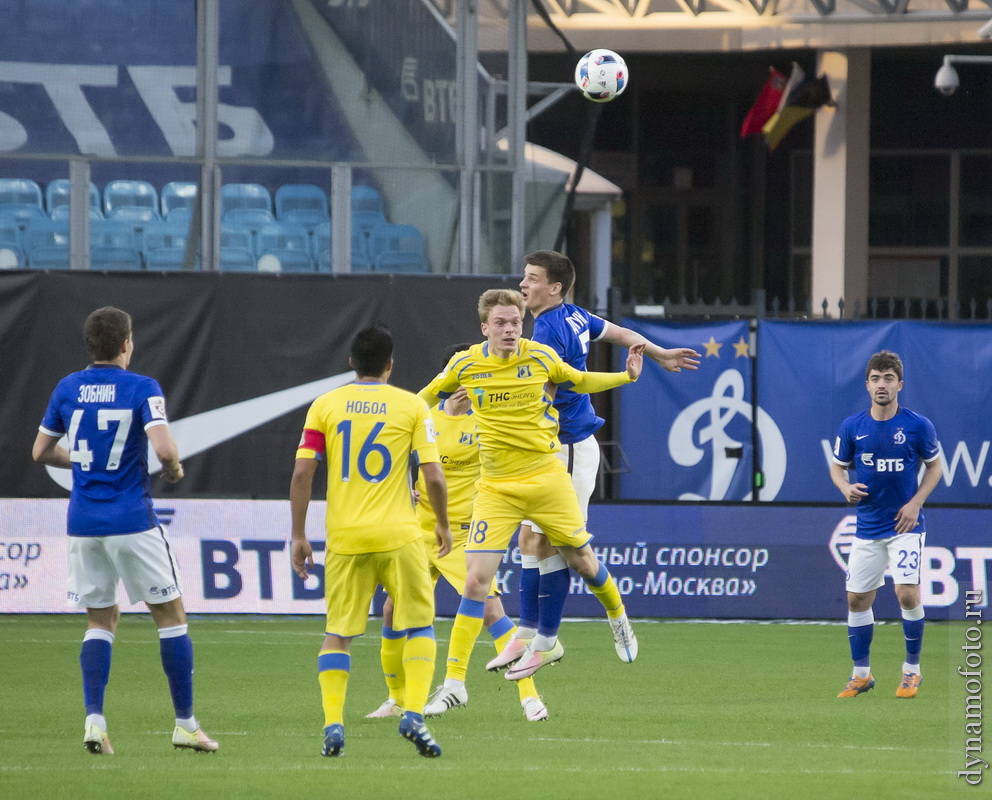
[0,615,966,799]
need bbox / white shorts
[845,532,926,593]
[67,527,183,609]
[524,434,601,533]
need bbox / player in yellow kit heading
[418,289,643,703]
[290,324,452,759]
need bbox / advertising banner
[3,500,985,621]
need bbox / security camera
[979,17,992,40]
[935,62,959,96]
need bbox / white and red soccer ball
[574,49,628,103]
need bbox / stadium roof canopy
[428,0,992,52]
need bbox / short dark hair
[524,250,575,297]
[351,325,393,377]
[865,350,903,382]
[441,343,475,368]
[84,306,132,361]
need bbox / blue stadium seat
[103,180,160,222]
[0,219,24,268]
[351,184,387,234]
[25,219,71,269]
[256,222,314,272]
[166,206,193,226]
[313,221,331,270]
[161,181,198,219]
[0,178,46,228]
[312,223,373,273]
[275,184,329,230]
[143,220,194,270]
[90,219,142,270]
[369,223,428,273]
[219,225,256,271]
[221,183,274,228]
[46,179,102,220]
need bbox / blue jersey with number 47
[40,364,168,536]
[532,303,607,445]
[832,407,940,540]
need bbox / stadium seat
[143,220,194,270]
[103,180,160,222]
[221,183,274,228]
[351,184,387,234]
[219,225,256,271]
[166,206,194,226]
[25,219,71,269]
[256,222,314,272]
[90,219,142,270]
[0,178,46,228]
[369,223,428,273]
[275,184,329,230]
[0,219,24,268]
[45,179,102,220]
[312,223,373,273]
[161,182,198,219]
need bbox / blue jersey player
[486,250,700,674]
[830,350,942,700]
[32,306,218,755]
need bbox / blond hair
[478,289,524,322]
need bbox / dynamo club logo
[668,369,787,501]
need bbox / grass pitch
[0,615,962,799]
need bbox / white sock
[85,713,107,731]
[176,716,199,733]
[515,626,537,639]
[532,634,557,651]
[902,662,921,676]
[852,666,871,679]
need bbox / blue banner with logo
[617,318,992,505]
[617,319,768,501]
[758,320,992,504]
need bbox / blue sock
[902,606,925,666]
[159,625,194,719]
[847,609,874,668]
[80,631,114,715]
[537,565,570,638]
[519,560,539,631]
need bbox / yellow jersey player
[290,325,452,759]
[366,345,548,723]
[417,289,643,706]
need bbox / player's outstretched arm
[602,322,701,373]
[289,458,318,580]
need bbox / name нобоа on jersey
[77,385,116,403]
[345,400,386,414]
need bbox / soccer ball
[574,49,628,103]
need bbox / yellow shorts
[467,460,592,554]
[324,539,435,637]
[421,523,499,596]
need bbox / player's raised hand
[291,538,315,580]
[626,343,645,381]
[651,347,702,373]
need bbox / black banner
[1,271,517,499]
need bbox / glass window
[869,155,949,247]
[959,155,992,247]
[959,255,992,319]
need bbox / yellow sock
[401,630,436,715]
[588,570,625,620]
[317,649,349,728]
[490,617,539,702]
[446,599,486,681]
[380,627,406,706]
